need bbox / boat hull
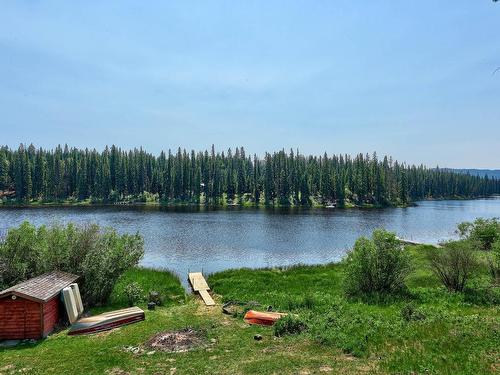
[68,307,145,335]
[243,310,286,326]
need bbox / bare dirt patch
[105,368,130,375]
[145,328,206,353]
[319,365,333,372]
[0,364,15,374]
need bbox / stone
[0,340,21,348]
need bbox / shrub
[343,229,412,297]
[457,218,500,250]
[274,315,308,337]
[148,290,163,306]
[124,282,144,306]
[301,294,316,310]
[463,277,500,305]
[487,240,500,284]
[0,221,144,306]
[427,241,477,292]
[400,302,426,322]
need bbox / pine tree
[264,153,274,204]
[1,143,499,207]
[101,147,111,200]
[226,148,235,200]
[23,152,32,201]
[0,152,10,191]
[78,156,88,200]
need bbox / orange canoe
[243,310,286,326]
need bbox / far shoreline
[1,194,499,210]
[1,200,417,210]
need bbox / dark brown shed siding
[42,296,60,337]
[0,297,42,340]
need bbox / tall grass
[108,267,185,309]
[208,245,499,373]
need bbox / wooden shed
[0,271,79,340]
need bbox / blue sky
[1,1,499,168]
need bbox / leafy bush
[343,229,412,297]
[487,240,500,284]
[0,221,144,306]
[124,282,144,306]
[457,218,500,250]
[274,315,308,337]
[427,241,477,292]
[400,302,426,322]
[148,290,163,306]
[463,277,500,305]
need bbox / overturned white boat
[68,306,145,335]
[62,283,144,336]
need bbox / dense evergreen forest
[0,144,498,207]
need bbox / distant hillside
[450,169,500,179]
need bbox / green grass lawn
[1,248,499,375]
[209,246,500,374]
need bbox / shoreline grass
[106,267,186,310]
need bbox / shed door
[0,301,5,336]
[0,297,28,339]
[0,297,41,339]
[23,299,42,338]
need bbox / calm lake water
[1,198,500,284]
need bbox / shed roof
[0,271,79,303]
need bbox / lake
[1,198,500,284]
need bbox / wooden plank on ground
[188,272,210,291]
[198,290,215,306]
[188,272,215,306]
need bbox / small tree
[427,241,477,292]
[274,315,308,337]
[343,229,412,297]
[457,218,500,250]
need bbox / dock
[188,272,215,306]
[396,237,442,248]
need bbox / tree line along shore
[1,144,499,207]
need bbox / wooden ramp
[188,272,215,306]
[396,237,442,248]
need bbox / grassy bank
[1,248,499,374]
[106,268,186,309]
[210,246,499,373]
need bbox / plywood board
[198,290,215,306]
[188,272,210,291]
